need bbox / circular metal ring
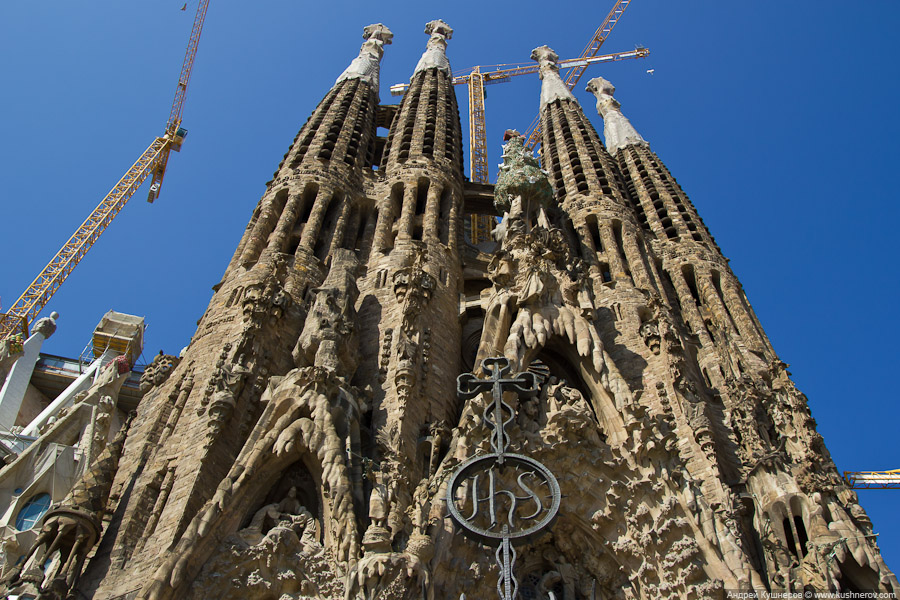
[446,452,560,547]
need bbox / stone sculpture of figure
[366,463,396,531]
[518,396,542,435]
[244,486,316,547]
[543,376,565,415]
[277,486,303,515]
[427,421,449,477]
[206,354,252,443]
[807,492,837,541]
[215,355,251,397]
[847,502,874,536]
[293,249,360,375]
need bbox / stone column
[0,313,58,432]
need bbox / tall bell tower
[4,21,893,600]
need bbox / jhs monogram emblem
[447,453,560,545]
[448,357,560,600]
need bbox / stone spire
[531,45,576,110]
[586,76,647,154]
[335,23,393,95]
[412,19,453,76]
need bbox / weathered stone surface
[54,26,896,600]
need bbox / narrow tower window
[682,265,702,306]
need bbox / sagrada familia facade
[4,19,897,600]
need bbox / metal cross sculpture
[449,357,561,600]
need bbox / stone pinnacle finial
[335,23,393,95]
[413,19,453,77]
[586,76,647,154]
[531,45,576,110]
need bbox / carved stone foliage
[0,334,24,380]
[493,130,553,218]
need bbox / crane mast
[467,67,490,185]
[0,0,210,343]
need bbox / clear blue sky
[1,0,898,572]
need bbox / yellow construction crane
[457,47,648,185]
[523,0,634,154]
[0,1,210,343]
[844,470,900,490]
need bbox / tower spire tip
[413,19,453,77]
[531,45,575,109]
[334,23,393,96]
[586,76,647,153]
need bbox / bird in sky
[180,3,187,10]
[646,69,655,75]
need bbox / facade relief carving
[52,23,897,600]
[140,351,181,394]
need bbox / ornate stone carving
[413,19,453,76]
[586,76,648,154]
[293,249,360,375]
[4,416,132,600]
[140,351,181,393]
[137,368,363,600]
[477,133,634,434]
[202,344,253,446]
[531,46,576,109]
[389,250,436,408]
[31,313,58,339]
[0,334,24,381]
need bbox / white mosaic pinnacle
[335,23,393,96]
[412,19,453,77]
[586,76,648,153]
[531,45,576,110]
